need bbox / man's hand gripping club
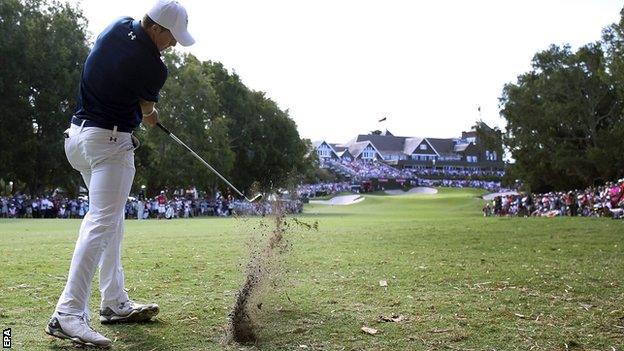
[140,99,159,127]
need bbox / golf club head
[247,194,263,203]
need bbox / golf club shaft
[156,122,246,198]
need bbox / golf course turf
[1,188,622,350]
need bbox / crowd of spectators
[8,179,622,220]
[297,182,352,198]
[231,199,303,216]
[1,195,89,219]
[124,192,302,219]
[0,190,303,220]
[483,179,624,219]
[1,178,504,220]
[406,168,504,178]
[323,159,503,180]
[325,159,412,179]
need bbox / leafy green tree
[603,9,624,102]
[500,40,623,192]
[0,0,89,195]
[601,8,624,178]
[137,54,311,196]
[245,90,309,190]
[204,63,310,192]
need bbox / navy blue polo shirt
[75,17,167,131]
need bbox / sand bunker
[310,194,364,205]
[385,187,438,195]
[482,191,519,201]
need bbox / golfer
[45,0,194,348]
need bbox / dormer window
[486,150,497,161]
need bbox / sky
[68,0,623,143]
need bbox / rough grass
[0,188,622,350]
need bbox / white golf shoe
[99,299,159,324]
[45,312,111,348]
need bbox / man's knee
[85,210,122,230]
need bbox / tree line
[0,0,315,197]
[499,9,624,193]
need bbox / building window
[419,144,427,150]
[362,147,375,159]
[485,151,497,161]
[467,155,478,163]
[412,153,437,161]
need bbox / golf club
[156,122,263,203]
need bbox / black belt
[71,116,133,133]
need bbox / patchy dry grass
[0,188,622,350]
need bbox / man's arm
[139,99,159,127]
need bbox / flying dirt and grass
[0,188,622,350]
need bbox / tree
[136,54,312,196]
[0,0,89,195]
[500,40,624,192]
[205,63,310,192]
[600,8,624,178]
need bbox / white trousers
[56,124,136,318]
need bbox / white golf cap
[147,0,195,47]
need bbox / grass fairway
[1,188,623,350]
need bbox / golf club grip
[156,122,171,135]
